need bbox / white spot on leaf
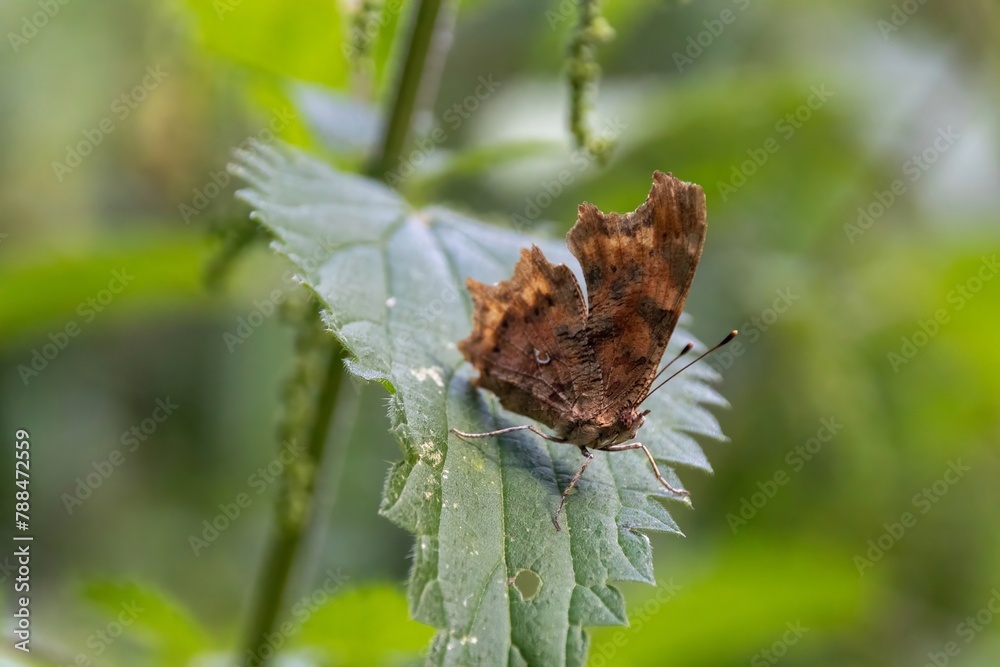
[417,441,443,466]
[410,366,444,387]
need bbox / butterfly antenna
[639,330,738,406]
[649,342,695,386]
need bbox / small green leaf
[0,231,210,341]
[81,579,211,665]
[292,83,381,157]
[233,143,729,665]
[181,0,349,88]
[295,585,434,662]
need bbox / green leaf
[0,230,210,342]
[292,83,381,157]
[233,143,729,665]
[81,579,211,666]
[296,585,434,663]
[181,0,349,88]
[589,541,877,665]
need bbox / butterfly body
[558,408,648,449]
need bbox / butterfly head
[608,407,650,446]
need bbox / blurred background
[2,0,999,665]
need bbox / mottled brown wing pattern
[458,246,603,435]
[566,171,706,413]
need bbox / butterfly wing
[458,246,603,435]
[566,171,706,412]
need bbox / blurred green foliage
[1,0,999,665]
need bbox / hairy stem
[240,304,344,665]
[567,0,615,160]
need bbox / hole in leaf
[511,568,542,601]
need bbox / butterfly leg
[604,442,690,497]
[450,424,566,443]
[552,447,594,532]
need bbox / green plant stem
[240,332,344,666]
[369,0,445,179]
[239,0,447,663]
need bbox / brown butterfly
[451,171,735,530]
